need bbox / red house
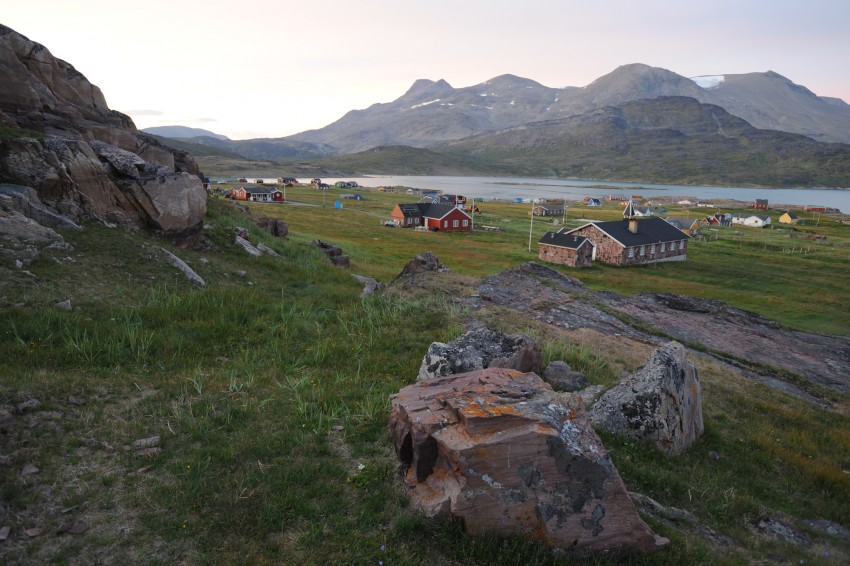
[230,186,284,202]
[390,203,472,232]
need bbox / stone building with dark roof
[563,201,690,266]
[538,231,594,267]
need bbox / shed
[538,231,594,268]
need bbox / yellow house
[778,212,799,224]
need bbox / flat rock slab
[389,367,666,554]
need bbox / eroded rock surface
[470,262,850,397]
[590,342,703,455]
[0,24,206,246]
[417,329,542,381]
[389,367,666,553]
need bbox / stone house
[538,231,594,268]
[563,201,689,266]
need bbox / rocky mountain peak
[401,78,454,101]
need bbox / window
[680,240,685,250]
[627,248,635,258]
[462,219,468,227]
[640,245,645,256]
[443,220,448,228]
[661,242,666,252]
[650,244,656,255]
[453,220,459,228]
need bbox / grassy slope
[1,194,848,564]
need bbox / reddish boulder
[389,367,666,554]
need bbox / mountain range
[147,63,850,157]
[143,64,850,186]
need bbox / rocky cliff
[0,24,206,246]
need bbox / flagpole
[528,199,534,252]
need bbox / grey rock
[590,341,704,455]
[417,329,542,381]
[543,361,590,392]
[234,235,261,256]
[756,515,811,547]
[256,243,279,257]
[351,274,384,297]
[56,299,72,311]
[17,398,40,412]
[160,247,205,287]
[392,251,449,282]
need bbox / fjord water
[325,175,850,212]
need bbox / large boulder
[389,367,667,554]
[417,329,543,381]
[589,341,704,455]
[0,25,206,246]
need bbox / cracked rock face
[417,329,543,381]
[0,24,206,246]
[389,367,666,554]
[590,341,704,455]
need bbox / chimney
[628,218,638,234]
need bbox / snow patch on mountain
[691,75,725,89]
[410,99,441,109]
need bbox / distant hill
[282,97,850,187]
[142,125,230,140]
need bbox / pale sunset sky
[5,0,850,140]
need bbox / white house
[731,214,771,228]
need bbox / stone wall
[571,225,688,266]
[538,242,592,267]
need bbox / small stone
[56,299,72,311]
[0,526,9,541]
[15,259,22,269]
[24,527,41,538]
[0,455,10,466]
[130,435,160,449]
[709,450,721,460]
[199,257,209,264]
[57,520,88,535]
[17,398,40,412]
[134,447,162,458]
[68,395,86,406]
[236,270,247,277]
[21,463,39,476]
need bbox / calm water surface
[322,175,850,213]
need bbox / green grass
[1,194,848,564]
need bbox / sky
[5,0,850,140]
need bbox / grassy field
[1,188,848,564]
[234,184,850,334]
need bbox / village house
[778,212,799,224]
[563,201,690,266]
[230,186,284,203]
[538,231,594,268]
[390,203,472,232]
[753,198,769,210]
[664,216,702,236]
[731,213,771,228]
[531,204,565,217]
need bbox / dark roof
[396,203,467,220]
[573,217,690,247]
[664,217,697,229]
[536,204,564,210]
[539,231,591,249]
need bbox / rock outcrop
[0,24,206,247]
[417,329,543,381]
[392,251,450,282]
[590,342,704,455]
[389,367,667,554]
